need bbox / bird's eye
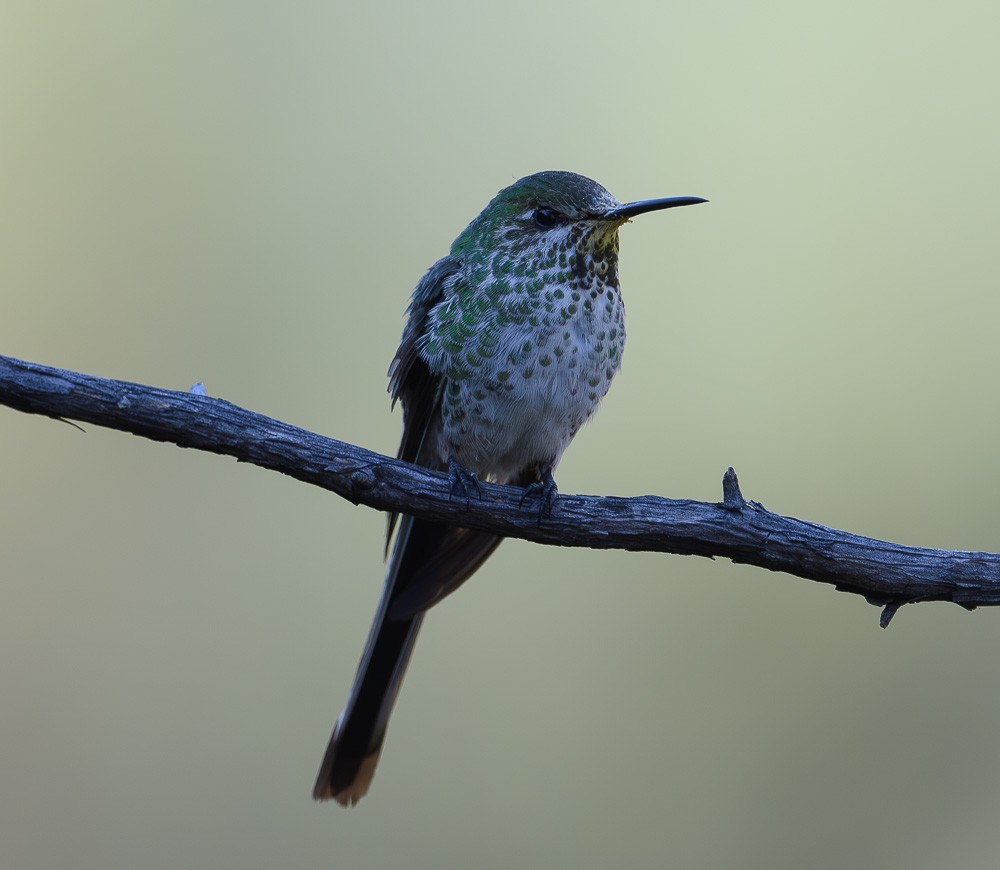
[532,207,559,229]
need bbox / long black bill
[605,196,708,221]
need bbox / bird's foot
[447,457,482,503]
[519,469,558,523]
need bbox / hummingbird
[313,171,706,805]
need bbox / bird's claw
[447,458,482,503]
[519,470,558,523]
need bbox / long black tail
[312,513,500,805]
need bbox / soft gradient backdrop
[3,2,999,868]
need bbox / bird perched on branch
[313,171,706,805]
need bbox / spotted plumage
[313,171,706,806]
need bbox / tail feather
[312,514,500,804]
[313,456,545,804]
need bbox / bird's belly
[442,307,624,482]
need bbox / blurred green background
[2,2,999,868]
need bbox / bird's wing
[384,255,508,617]
[385,256,459,545]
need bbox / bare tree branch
[2,352,998,625]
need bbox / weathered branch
[2,352,998,625]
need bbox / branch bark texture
[3,352,998,624]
